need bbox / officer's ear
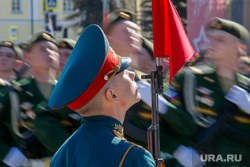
[105,88,120,103]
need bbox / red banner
[152,0,194,83]
[187,0,225,53]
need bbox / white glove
[3,147,28,167]
[27,159,45,167]
[173,145,206,167]
[137,81,168,114]
[225,85,250,114]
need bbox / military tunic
[161,65,250,166]
[34,105,81,153]
[0,77,81,164]
[50,116,156,167]
[0,77,55,163]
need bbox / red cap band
[68,47,119,110]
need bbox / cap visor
[117,57,131,74]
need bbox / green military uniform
[161,65,250,166]
[34,101,81,153]
[0,77,81,164]
[0,78,54,163]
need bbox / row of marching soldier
[0,8,249,167]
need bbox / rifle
[142,58,165,167]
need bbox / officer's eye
[7,54,15,58]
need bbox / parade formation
[0,0,249,167]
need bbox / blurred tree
[65,0,187,37]
[65,0,121,29]
[65,0,102,28]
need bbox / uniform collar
[82,115,124,138]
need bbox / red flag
[152,0,194,83]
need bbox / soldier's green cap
[58,38,76,50]
[18,42,30,51]
[28,31,58,47]
[0,40,23,60]
[208,17,250,44]
[104,9,136,34]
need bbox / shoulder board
[0,78,12,90]
[184,65,215,75]
[12,78,32,91]
[0,78,7,86]
[237,73,250,91]
[15,78,32,86]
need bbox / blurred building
[1,0,249,52]
[188,0,250,54]
[0,0,81,42]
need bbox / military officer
[161,17,250,167]
[48,24,156,167]
[0,41,23,83]
[0,31,59,167]
[33,38,81,154]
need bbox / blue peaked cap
[49,24,131,110]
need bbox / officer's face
[27,41,59,71]
[0,47,17,72]
[205,29,239,63]
[107,20,142,55]
[111,69,141,107]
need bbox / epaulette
[184,65,215,75]
[0,78,7,86]
[0,78,14,91]
[15,78,31,87]
[237,73,250,91]
[12,80,24,92]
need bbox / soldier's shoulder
[184,65,215,75]
[0,78,15,92]
[237,73,250,91]
[0,78,9,87]
[15,78,32,86]
[122,141,155,166]
[13,78,34,91]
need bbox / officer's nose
[128,70,135,81]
